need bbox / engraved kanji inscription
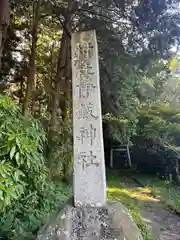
[76,83,96,99]
[75,64,95,84]
[72,31,106,207]
[76,151,100,170]
[76,103,98,120]
[73,42,94,70]
[76,124,96,146]
[74,42,94,61]
[79,63,95,81]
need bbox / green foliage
[0,95,72,240]
[0,0,179,237]
[1,0,179,153]
[0,182,72,240]
[168,57,179,73]
[134,102,180,177]
[0,94,47,211]
[47,120,73,182]
[137,102,180,145]
[131,211,153,240]
[103,114,138,144]
[0,161,25,209]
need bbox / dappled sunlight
[107,178,153,239]
[135,175,180,212]
[136,187,151,194]
[107,186,160,202]
[143,217,152,224]
[107,174,180,239]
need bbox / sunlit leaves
[0,94,47,212]
[168,57,179,72]
[138,102,180,147]
[0,161,26,210]
[10,146,16,160]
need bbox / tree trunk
[23,0,41,117]
[49,30,67,133]
[176,158,180,183]
[47,43,55,114]
[60,22,72,121]
[49,0,74,135]
[0,0,10,68]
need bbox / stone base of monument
[37,201,143,240]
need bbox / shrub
[0,182,72,240]
[0,95,72,240]
[0,94,47,211]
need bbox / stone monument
[72,30,106,207]
[37,30,143,240]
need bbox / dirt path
[122,177,180,240]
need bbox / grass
[107,173,153,240]
[134,174,180,213]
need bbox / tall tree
[0,0,179,141]
[49,0,75,134]
[23,0,41,116]
[0,0,10,67]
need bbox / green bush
[0,95,47,211]
[0,182,71,240]
[0,95,72,239]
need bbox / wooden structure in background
[110,145,132,169]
